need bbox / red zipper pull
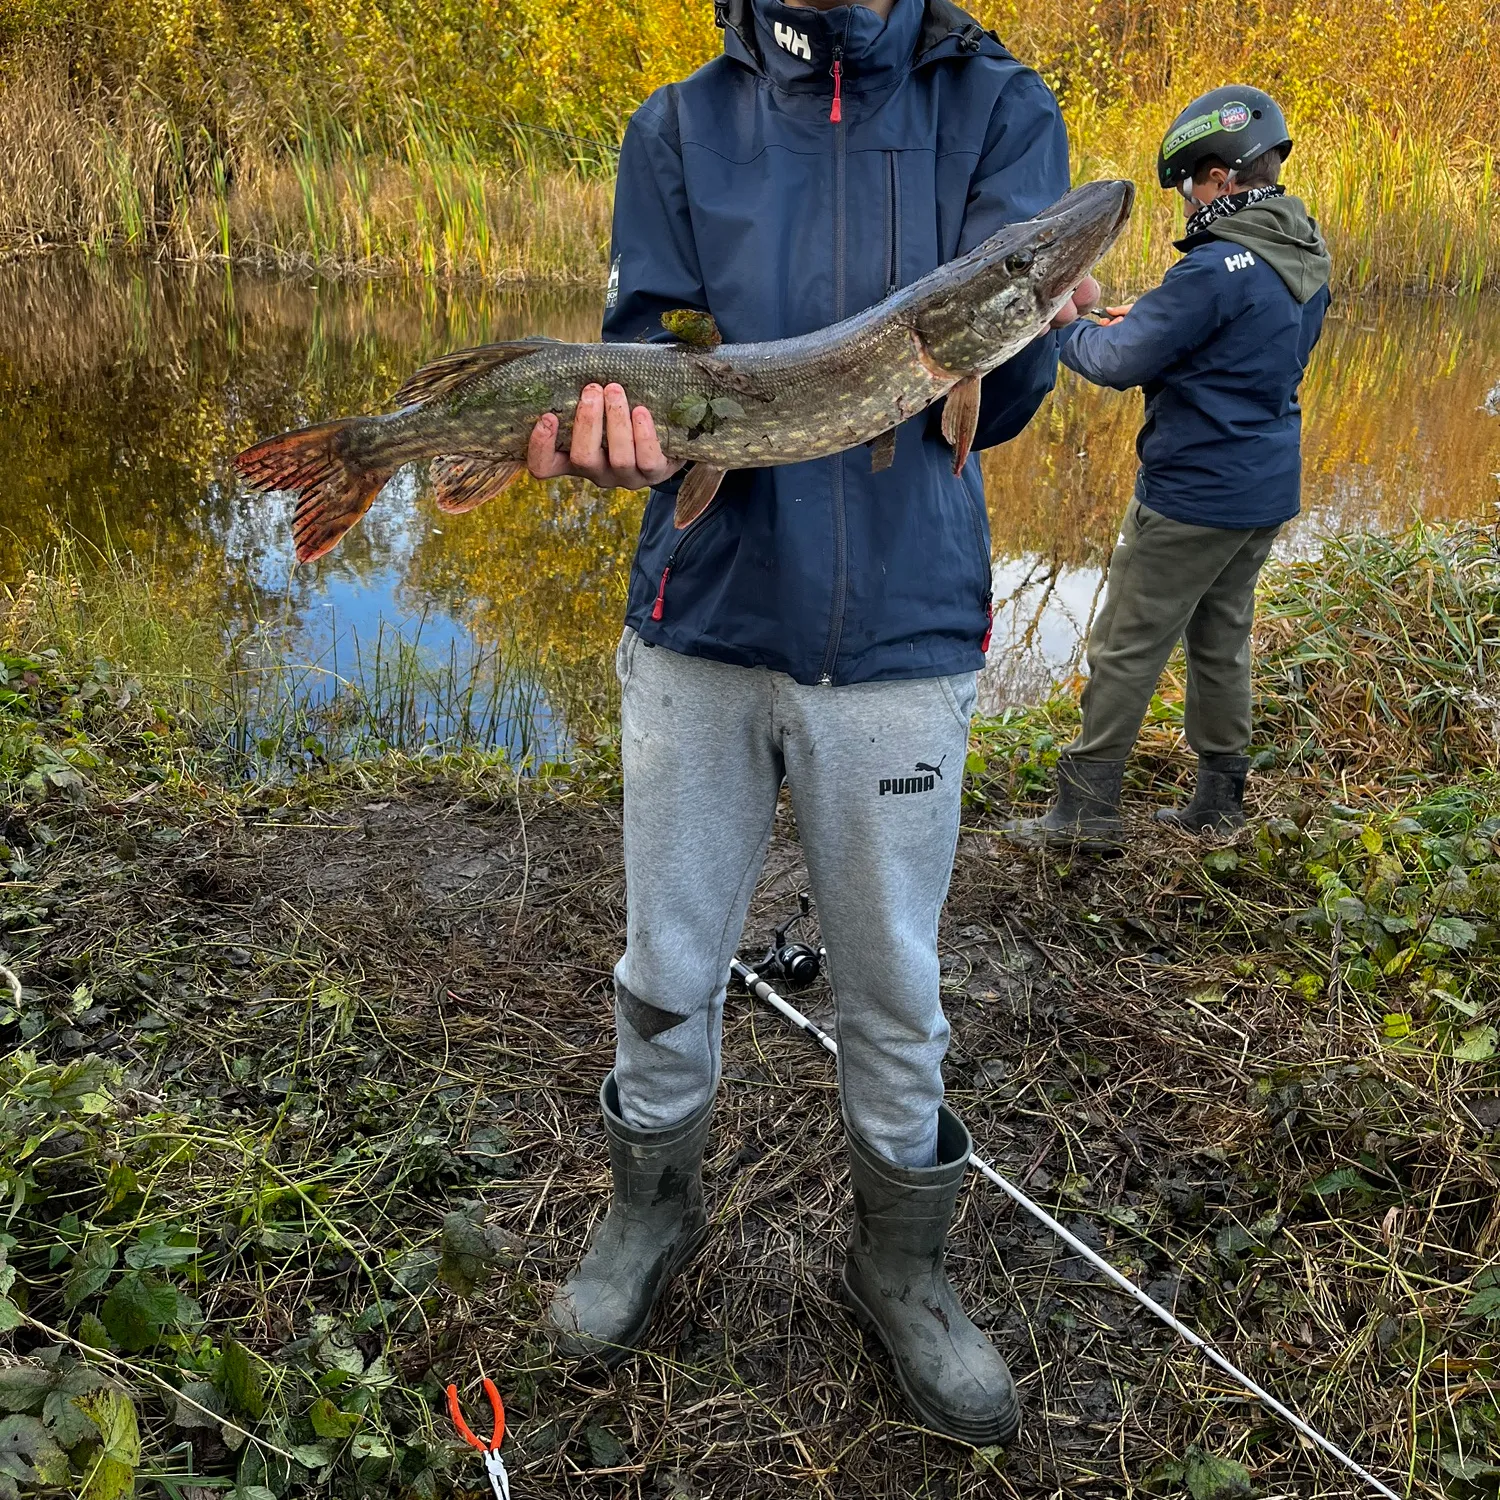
[651,565,672,621]
[830,58,842,123]
[980,596,993,653]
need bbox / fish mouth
[1024,179,1136,304]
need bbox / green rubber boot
[546,1073,712,1366]
[999,756,1125,846]
[1155,753,1249,832]
[841,1107,1021,1446]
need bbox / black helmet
[1156,86,1293,190]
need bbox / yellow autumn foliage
[0,0,1495,288]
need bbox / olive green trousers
[1067,498,1282,762]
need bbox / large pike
[236,180,1134,563]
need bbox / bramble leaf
[0,1368,50,1414]
[1428,916,1477,950]
[63,1237,118,1308]
[123,1223,198,1270]
[217,1335,266,1421]
[439,1208,519,1297]
[1183,1447,1254,1499]
[1309,1167,1374,1197]
[291,1440,335,1471]
[1452,1024,1498,1062]
[173,1380,226,1431]
[1463,1286,1500,1320]
[75,1389,138,1500]
[0,1414,67,1486]
[308,1396,359,1440]
[99,1270,200,1350]
[668,396,709,432]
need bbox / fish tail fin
[235,420,393,563]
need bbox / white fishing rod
[730,955,1404,1500]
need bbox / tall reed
[0,0,1496,287]
[0,536,588,773]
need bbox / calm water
[2,255,1498,750]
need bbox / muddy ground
[10,760,1476,1499]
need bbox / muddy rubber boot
[841,1107,1021,1446]
[998,756,1125,846]
[1154,753,1249,832]
[546,1072,713,1366]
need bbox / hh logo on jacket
[773,22,811,59]
[1223,251,1256,273]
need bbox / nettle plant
[1238,785,1500,1060]
[0,1051,496,1499]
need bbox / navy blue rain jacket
[604,0,1070,684]
[1056,224,1330,530]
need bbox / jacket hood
[1183,194,1332,303]
[717,0,1002,91]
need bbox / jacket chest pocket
[884,150,901,296]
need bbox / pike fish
[236,179,1134,563]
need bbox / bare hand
[527,382,685,489]
[1049,275,1101,328]
[1099,302,1134,327]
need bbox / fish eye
[1004,250,1035,274]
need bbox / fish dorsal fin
[395,338,561,408]
[660,309,723,348]
[674,464,729,527]
[941,374,981,474]
[868,427,897,472]
[430,456,528,514]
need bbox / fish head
[916,179,1135,375]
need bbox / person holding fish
[1004,86,1331,844]
[527,0,1099,1449]
[233,0,1122,1446]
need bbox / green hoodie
[1203,194,1332,304]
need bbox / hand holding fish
[527,382,684,489]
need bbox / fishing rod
[729,951,1405,1500]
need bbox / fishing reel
[755,892,822,990]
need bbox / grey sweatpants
[612,629,976,1168]
[1068,498,1282,761]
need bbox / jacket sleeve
[1057,251,1235,390]
[959,69,1072,450]
[601,91,708,346]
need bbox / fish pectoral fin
[431,456,527,514]
[867,427,897,472]
[941,374,982,475]
[673,464,729,528]
[659,309,723,348]
[394,338,561,408]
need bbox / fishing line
[730,955,1404,1500]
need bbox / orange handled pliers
[446,1379,511,1500]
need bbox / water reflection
[1,255,1497,747]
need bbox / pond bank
[1,523,1498,1498]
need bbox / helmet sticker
[1162,111,1219,159]
[1218,101,1251,130]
